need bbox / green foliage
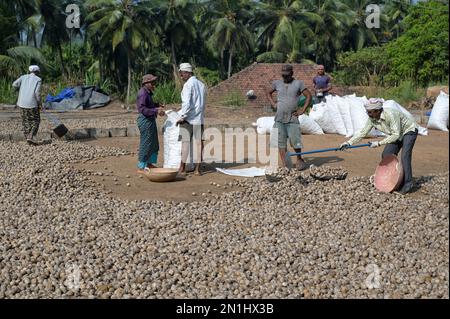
[153,82,182,105]
[195,67,220,87]
[2,0,448,103]
[381,81,425,106]
[334,46,389,86]
[206,0,255,78]
[256,51,285,63]
[0,78,18,104]
[351,81,426,106]
[385,0,449,86]
[220,90,246,109]
[43,81,72,100]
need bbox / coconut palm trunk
[57,40,66,78]
[171,38,182,88]
[227,47,234,79]
[126,53,131,106]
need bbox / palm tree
[255,1,316,50]
[0,1,46,77]
[85,0,160,104]
[304,0,352,68]
[384,0,412,39]
[342,0,388,51]
[254,0,320,63]
[205,0,255,78]
[156,0,198,86]
[0,46,47,77]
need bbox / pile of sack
[427,91,449,132]
[254,94,430,137]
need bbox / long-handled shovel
[41,108,69,138]
[285,143,371,169]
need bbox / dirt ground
[74,130,449,203]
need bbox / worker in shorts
[267,64,312,170]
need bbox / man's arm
[178,82,193,123]
[12,76,22,89]
[322,75,332,93]
[266,86,277,110]
[347,119,373,145]
[137,92,159,117]
[294,88,312,116]
[35,80,42,107]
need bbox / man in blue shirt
[312,65,332,103]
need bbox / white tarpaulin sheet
[215,167,267,177]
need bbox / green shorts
[273,121,303,149]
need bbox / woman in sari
[136,74,165,173]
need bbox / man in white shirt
[176,63,207,176]
[12,65,42,144]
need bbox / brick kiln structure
[207,62,344,108]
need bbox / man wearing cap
[267,64,312,170]
[339,98,419,195]
[12,65,42,144]
[312,65,332,103]
[176,63,207,176]
[136,74,165,173]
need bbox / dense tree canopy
[0,0,448,96]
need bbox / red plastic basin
[373,154,404,193]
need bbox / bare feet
[296,159,307,171]
[137,168,150,175]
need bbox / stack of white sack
[255,94,428,137]
[252,114,324,135]
[427,91,449,131]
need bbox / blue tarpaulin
[46,88,75,103]
[44,86,111,110]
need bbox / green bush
[220,90,246,109]
[381,81,425,106]
[385,1,449,87]
[0,78,18,104]
[256,51,285,63]
[334,1,449,88]
[153,82,181,105]
[195,67,220,87]
[351,81,426,107]
[333,46,389,86]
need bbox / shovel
[285,143,371,169]
[41,108,69,138]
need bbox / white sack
[332,95,354,137]
[427,91,449,131]
[254,115,324,135]
[309,102,338,134]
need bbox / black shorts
[178,122,205,142]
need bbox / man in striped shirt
[339,98,419,195]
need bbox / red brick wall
[208,63,344,108]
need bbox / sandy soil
[74,130,449,203]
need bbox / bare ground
[75,131,449,203]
